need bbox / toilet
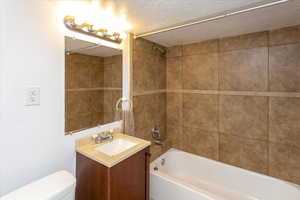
[1,171,76,200]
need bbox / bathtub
[150,148,300,200]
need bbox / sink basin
[94,138,138,156]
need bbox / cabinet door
[76,153,109,200]
[110,148,150,200]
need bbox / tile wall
[132,38,168,159]
[166,25,300,184]
[103,55,123,124]
[65,53,122,134]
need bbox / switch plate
[25,87,40,106]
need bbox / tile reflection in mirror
[65,36,122,134]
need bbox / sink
[94,138,138,156]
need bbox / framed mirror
[65,36,123,134]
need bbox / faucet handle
[100,131,113,140]
[92,134,102,144]
[151,126,160,140]
[92,131,114,144]
[92,134,98,140]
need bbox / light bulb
[119,32,128,39]
[106,29,115,36]
[93,23,103,31]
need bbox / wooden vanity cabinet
[75,147,150,200]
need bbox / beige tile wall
[103,56,123,123]
[132,38,168,160]
[166,25,300,184]
[133,38,166,93]
[65,54,122,134]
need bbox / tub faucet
[151,126,165,147]
[151,126,161,140]
[154,140,165,147]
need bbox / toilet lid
[1,171,76,200]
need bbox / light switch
[25,87,40,106]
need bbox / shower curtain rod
[134,0,289,38]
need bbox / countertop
[76,133,151,168]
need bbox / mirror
[65,36,122,134]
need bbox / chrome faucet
[153,140,165,147]
[93,131,113,144]
[151,126,160,140]
[151,126,165,147]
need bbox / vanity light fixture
[64,15,124,44]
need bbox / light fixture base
[63,16,123,44]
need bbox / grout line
[219,131,269,143]
[267,96,270,175]
[217,39,221,91]
[217,39,221,161]
[168,89,219,95]
[67,87,122,92]
[166,89,300,98]
[219,45,269,53]
[217,93,221,161]
[268,40,300,47]
[267,32,271,175]
[267,31,271,92]
[133,89,167,96]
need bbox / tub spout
[154,140,165,147]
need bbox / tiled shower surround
[132,38,167,159]
[133,25,300,184]
[65,54,122,133]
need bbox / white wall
[0,0,123,196]
[0,1,5,196]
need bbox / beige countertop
[76,133,151,168]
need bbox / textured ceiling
[104,0,300,46]
[143,0,300,46]
[111,0,266,33]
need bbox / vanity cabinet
[75,147,150,200]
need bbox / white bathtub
[150,148,300,200]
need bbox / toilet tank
[1,171,76,200]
